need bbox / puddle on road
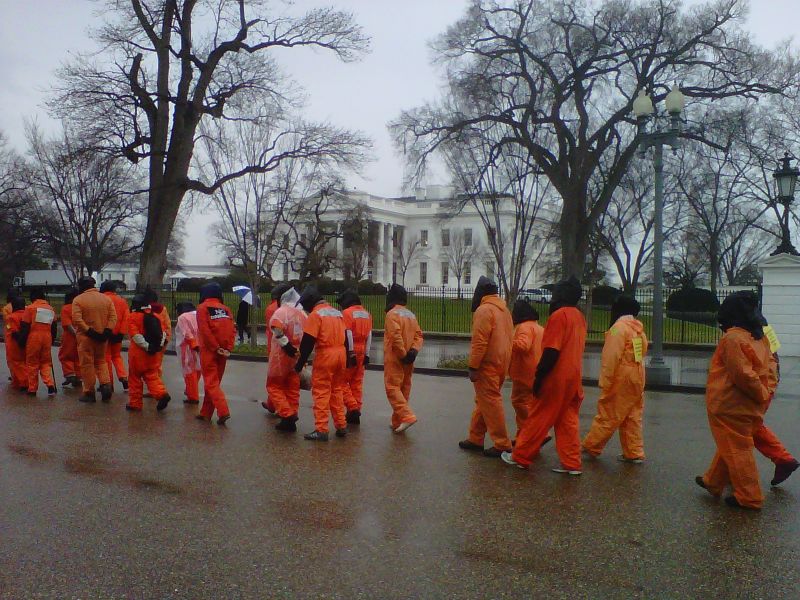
[7,443,52,462]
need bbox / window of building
[464,228,473,246]
[441,229,450,247]
[420,262,428,285]
[464,261,472,285]
[420,230,429,247]
[441,262,449,285]
[283,262,289,280]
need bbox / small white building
[268,185,558,290]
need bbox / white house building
[268,184,559,290]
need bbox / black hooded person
[126,293,171,412]
[195,282,235,425]
[458,276,515,457]
[382,283,424,434]
[503,276,588,475]
[336,288,374,424]
[292,285,351,441]
[507,299,545,440]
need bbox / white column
[384,223,393,285]
[336,223,344,279]
[374,221,384,282]
[760,253,800,357]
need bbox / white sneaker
[394,421,416,434]
[551,467,582,476]
[617,455,644,464]
[501,452,526,469]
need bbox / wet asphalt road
[0,346,798,599]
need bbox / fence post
[441,286,446,332]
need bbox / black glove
[103,328,113,341]
[346,352,357,368]
[282,342,298,357]
[87,328,105,342]
[110,332,124,343]
[147,343,161,355]
[401,348,418,365]
[294,361,304,374]
[533,377,543,397]
[363,355,370,367]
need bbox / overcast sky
[0,0,796,264]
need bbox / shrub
[437,355,469,370]
[667,287,720,325]
[591,285,623,307]
[357,280,387,296]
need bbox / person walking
[21,289,57,397]
[195,283,235,425]
[337,289,373,425]
[72,276,117,403]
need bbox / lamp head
[632,90,654,120]
[665,85,685,116]
[774,152,799,200]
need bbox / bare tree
[664,226,707,289]
[25,124,145,282]
[395,232,422,286]
[391,0,798,279]
[51,0,369,288]
[339,203,376,282]
[442,230,482,299]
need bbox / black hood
[337,288,361,310]
[731,290,767,326]
[512,299,539,325]
[11,297,25,311]
[471,276,498,312]
[550,276,582,312]
[386,283,408,312]
[297,285,323,313]
[143,287,159,303]
[78,276,96,292]
[611,295,640,324]
[718,293,764,340]
[99,280,117,293]
[199,282,223,303]
[271,282,292,304]
[64,289,78,305]
[175,301,196,315]
[131,294,149,312]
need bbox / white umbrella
[232,285,261,306]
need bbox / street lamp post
[770,152,799,256]
[633,86,687,386]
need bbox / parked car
[520,288,552,303]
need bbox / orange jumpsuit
[127,311,167,409]
[751,339,795,466]
[467,295,514,451]
[197,298,235,420]
[509,320,544,437]
[342,304,373,413]
[384,305,424,429]
[4,309,27,389]
[701,327,776,509]
[512,307,587,470]
[265,300,278,349]
[582,317,649,459]
[22,299,56,392]
[267,303,306,419]
[58,303,79,380]
[72,288,117,394]
[304,303,348,433]
[104,291,129,383]
[176,311,201,402]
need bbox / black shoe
[724,495,759,510]
[47,386,57,397]
[69,376,81,387]
[482,447,506,458]
[771,460,800,486]
[275,418,297,432]
[99,384,112,403]
[156,394,171,412]
[61,379,73,387]
[336,428,347,438]
[345,410,361,424]
[80,393,96,403]
[183,398,200,404]
[540,435,553,449]
[125,404,141,412]
[458,440,484,452]
[26,390,36,397]
[217,414,230,426]
[304,430,329,441]
[695,476,707,490]
[120,378,129,391]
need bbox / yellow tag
[632,337,643,363]
[763,325,781,353]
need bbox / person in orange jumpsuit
[175,302,202,404]
[267,286,306,432]
[100,280,129,391]
[72,276,117,403]
[144,288,171,382]
[582,295,649,463]
[383,284,423,434]
[195,282,235,425]
[4,297,28,391]
[337,289,373,425]
[508,300,544,440]
[21,289,57,396]
[126,294,170,412]
[58,289,81,388]
[293,285,353,441]
[696,294,778,510]
[458,277,514,457]
[262,282,291,414]
[503,276,586,475]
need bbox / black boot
[275,418,297,432]
[47,386,57,397]
[335,428,347,438]
[99,384,113,403]
[304,430,329,441]
[458,440,484,452]
[120,378,129,391]
[156,393,171,412]
[80,392,97,403]
[346,410,361,425]
[771,460,800,486]
[70,376,81,388]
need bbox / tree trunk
[559,209,590,281]
[137,187,184,290]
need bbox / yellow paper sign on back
[632,337,643,363]
[763,325,781,353]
